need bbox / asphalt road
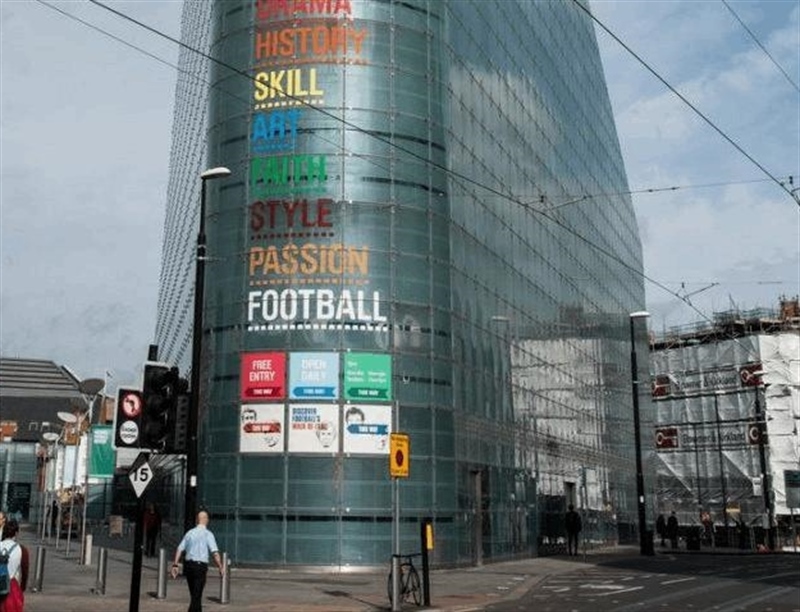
[486,553,800,612]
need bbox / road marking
[703,585,798,612]
[580,584,629,591]
[596,586,644,597]
[661,577,696,585]
[541,586,571,593]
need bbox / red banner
[241,352,286,400]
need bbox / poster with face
[240,403,285,453]
[288,404,339,453]
[342,404,391,455]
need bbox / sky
[1,0,798,388]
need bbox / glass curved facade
[157,0,647,568]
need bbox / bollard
[95,547,108,595]
[82,534,93,566]
[32,546,46,592]
[219,552,231,605]
[156,548,168,599]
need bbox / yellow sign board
[390,433,409,478]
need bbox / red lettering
[250,198,336,230]
[250,201,265,232]
[257,0,351,20]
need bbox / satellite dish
[57,411,78,424]
[42,432,60,442]
[79,378,105,396]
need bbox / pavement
[18,524,772,612]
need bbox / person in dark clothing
[565,504,582,556]
[656,514,667,547]
[667,511,679,549]
[143,503,162,558]
[50,501,58,537]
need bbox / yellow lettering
[281,244,299,274]
[254,72,271,101]
[249,248,265,276]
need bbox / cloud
[590,1,799,333]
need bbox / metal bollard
[32,546,46,592]
[82,534,93,566]
[156,548,168,599]
[94,547,108,595]
[219,552,231,605]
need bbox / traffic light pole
[185,177,208,533]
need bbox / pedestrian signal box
[390,433,409,478]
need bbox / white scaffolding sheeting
[651,332,800,524]
[760,333,800,514]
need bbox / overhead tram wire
[571,0,800,208]
[74,0,766,360]
[721,0,800,95]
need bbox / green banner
[89,425,115,478]
[343,353,392,401]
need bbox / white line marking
[596,586,644,597]
[580,584,627,591]
[661,577,696,585]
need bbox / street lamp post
[629,311,652,556]
[752,378,776,549]
[77,377,104,565]
[712,391,730,543]
[185,166,231,532]
[57,410,80,557]
[40,432,60,541]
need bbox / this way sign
[129,452,153,498]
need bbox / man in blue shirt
[171,510,224,612]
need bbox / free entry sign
[241,352,286,400]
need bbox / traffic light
[167,391,190,454]
[142,363,188,453]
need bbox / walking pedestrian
[667,511,679,549]
[0,512,6,541]
[0,519,28,612]
[656,513,666,547]
[143,503,162,558]
[171,510,224,612]
[565,504,582,556]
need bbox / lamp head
[629,311,650,319]
[57,411,78,424]
[79,378,105,396]
[200,167,232,181]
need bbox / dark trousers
[184,560,208,612]
[145,531,159,557]
[567,532,579,555]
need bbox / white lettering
[247,288,386,326]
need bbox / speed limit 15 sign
[129,453,153,498]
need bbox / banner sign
[289,352,339,399]
[89,425,115,478]
[240,404,285,453]
[241,352,286,400]
[342,404,391,455]
[288,403,339,453]
[654,427,679,449]
[343,353,392,401]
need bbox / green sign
[344,353,392,401]
[785,470,800,508]
[89,425,115,478]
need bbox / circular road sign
[122,393,143,418]
[119,420,139,445]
